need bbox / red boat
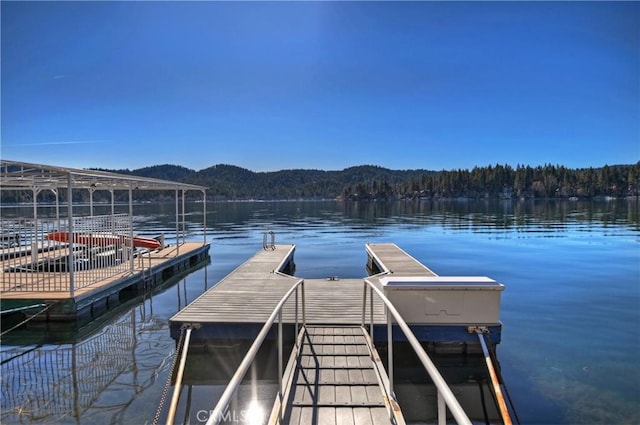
[46,232,161,250]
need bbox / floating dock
[167,242,510,425]
[170,243,502,348]
[1,242,210,321]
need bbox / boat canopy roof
[0,160,207,192]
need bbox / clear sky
[1,1,638,172]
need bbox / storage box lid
[379,276,504,290]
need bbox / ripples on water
[1,199,638,424]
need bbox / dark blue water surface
[1,199,638,424]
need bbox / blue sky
[2,1,638,172]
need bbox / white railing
[361,278,472,425]
[167,276,471,425]
[1,214,134,293]
[201,278,306,425]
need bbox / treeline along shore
[3,162,639,203]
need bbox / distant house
[500,185,513,199]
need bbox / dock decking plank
[282,325,394,425]
[366,243,437,277]
[170,243,435,329]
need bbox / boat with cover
[46,232,161,250]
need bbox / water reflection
[2,310,140,422]
[0,260,209,424]
[203,199,639,238]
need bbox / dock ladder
[165,278,472,425]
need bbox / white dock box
[379,276,504,325]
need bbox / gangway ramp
[279,325,398,425]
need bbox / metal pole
[166,326,193,425]
[129,187,134,272]
[175,189,179,254]
[68,173,75,297]
[32,188,38,270]
[387,306,394,397]
[436,389,447,425]
[89,188,94,217]
[301,280,306,328]
[478,332,513,425]
[438,390,446,425]
[54,189,59,223]
[295,287,299,348]
[278,310,283,421]
[202,190,207,244]
[182,189,186,245]
[370,286,374,337]
[361,282,367,327]
[110,190,115,235]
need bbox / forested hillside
[128,162,640,201]
[2,162,639,203]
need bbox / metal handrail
[263,231,276,250]
[205,278,305,425]
[361,279,472,425]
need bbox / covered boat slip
[0,160,209,320]
[1,242,208,298]
[1,242,209,319]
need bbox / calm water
[1,200,638,424]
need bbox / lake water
[1,199,638,424]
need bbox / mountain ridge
[107,162,639,201]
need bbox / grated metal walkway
[280,325,401,425]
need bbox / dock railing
[1,214,133,294]
[361,278,472,425]
[202,278,305,425]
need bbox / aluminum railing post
[175,189,179,253]
[370,286,374,337]
[181,189,186,245]
[278,310,283,421]
[202,190,207,244]
[295,287,299,348]
[301,280,306,328]
[438,390,446,425]
[361,282,367,327]
[67,173,75,297]
[387,305,394,397]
